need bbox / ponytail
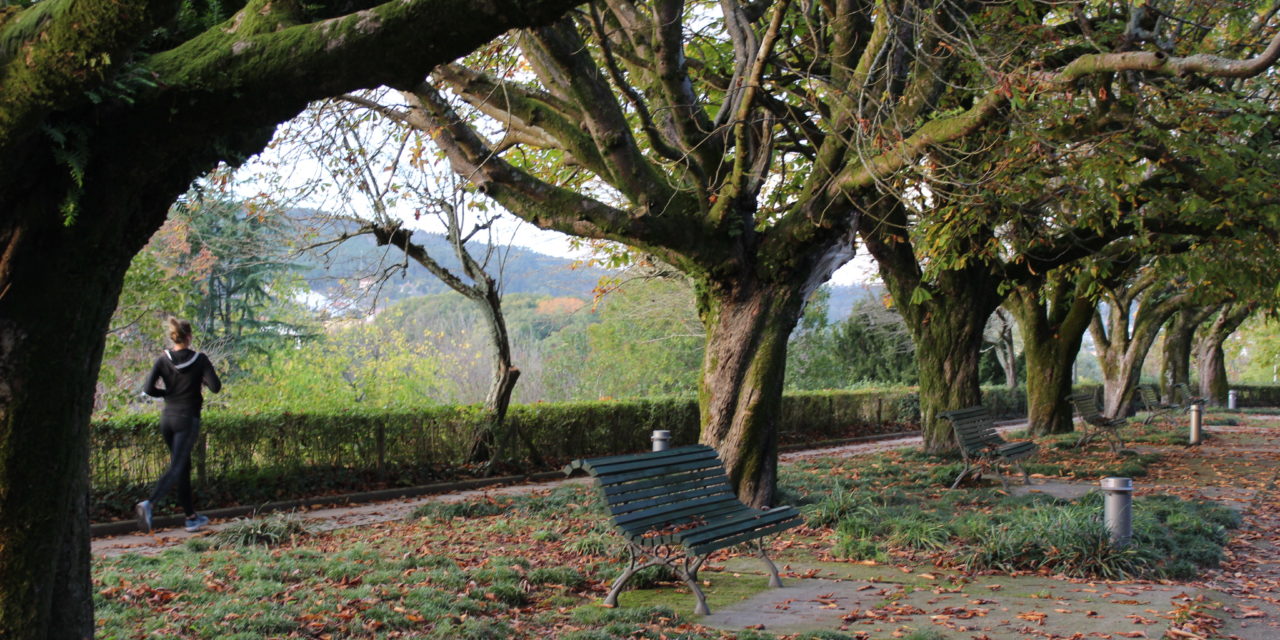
[166,317,193,346]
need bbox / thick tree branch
[0,0,174,149]
[145,0,587,104]
[524,18,679,209]
[651,0,719,166]
[404,83,704,268]
[833,27,1280,195]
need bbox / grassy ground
[93,410,1276,639]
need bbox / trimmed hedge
[90,386,1025,520]
[1226,384,1280,407]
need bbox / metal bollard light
[651,430,671,452]
[1189,404,1203,445]
[1228,390,1238,410]
[1100,477,1134,549]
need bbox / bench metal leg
[1107,430,1124,453]
[752,539,784,588]
[607,543,712,615]
[604,544,664,608]
[950,461,974,489]
[1014,460,1032,485]
[990,463,1009,490]
[680,554,710,615]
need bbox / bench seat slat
[621,502,750,545]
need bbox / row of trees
[364,1,1280,502]
[4,1,1280,636]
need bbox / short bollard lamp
[1189,404,1203,445]
[1228,389,1238,410]
[1100,477,1134,549]
[651,430,671,452]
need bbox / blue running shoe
[135,501,153,533]
[184,514,210,533]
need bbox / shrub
[413,497,513,520]
[885,515,950,551]
[566,533,616,556]
[963,503,1148,579]
[963,494,1238,579]
[209,512,310,549]
[94,387,1010,520]
[802,487,871,528]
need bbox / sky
[236,106,879,288]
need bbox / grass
[95,414,1265,639]
[779,428,1241,581]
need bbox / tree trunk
[1090,280,1189,419]
[858,203,1003,453]
[473,282,532,469]
[1006,279,1094,436]
[990,309,1019,389]
[1195,303,1254,405]
[1,185,157,638]
[696,278,808,508]
[1160,306,1215,401]
[910,298,993,453]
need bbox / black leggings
[149,414,200,517]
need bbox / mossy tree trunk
[1089,271,1192,418]
[1195,303,1254,405]
[695,277,809,507]
[0,199,140,640]
[1160,306,1217,400]
[1006,273,1096,436]
[0,0,587,636]
[859,203,1004,453]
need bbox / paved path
[695,418,1280,639]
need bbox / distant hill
[297,227,612,307]
[826,284,888,322]
[292,214,881,319]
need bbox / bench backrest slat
[1138,384,1161,410]
[579,448,720,476]
[601,467,727,499]
[614,496,745,532]
[608,484,737,519]
[1071,390,1105,421]
[940,406,1001,454]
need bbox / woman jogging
[136,317,221,533]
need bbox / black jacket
[143,349,221,416]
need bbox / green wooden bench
[939,406,1037,489]
[1137,384,1177,425]
[1070,390,1127,452]
[1173,382,1206,409]
[564,444,801,615]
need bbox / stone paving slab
[700,574,1196,638]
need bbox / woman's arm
[203,355,222,393]
[142,358,167,397]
